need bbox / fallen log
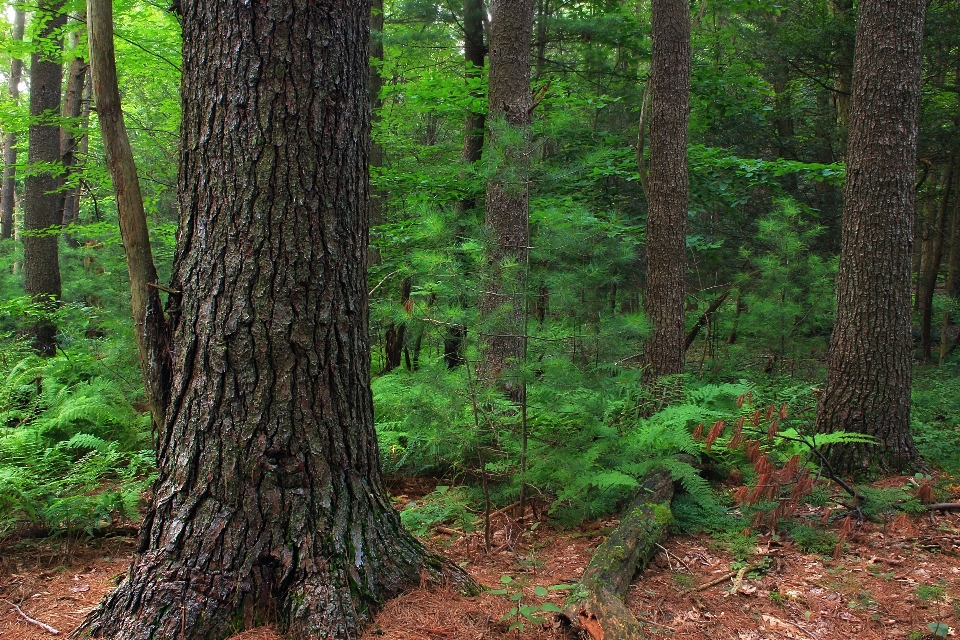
[559,467,675,640]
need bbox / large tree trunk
[76,2,473,639]
[86,0,171,432]
[478,0,535,389]
[1,8,25,241]
[23,1,66,356]
[60,17,87,229]
[815,0,927,474]
[643,0,690,380]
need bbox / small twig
[692,570,737,593]
[3,600,60,635]
[473,501,520,526]
[726,566,748,596]
[528,80,551,115]
[656,543,692,572]
[368,269,399,297]
[146,281,180,295]
[927,503,960,511]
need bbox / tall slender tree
[60,14,87,228]
[78,1,471,638]
[87,0,170,430]
[23,1,66,355]
[1,8,25,240]
[815,0,928,473]
[479,0,535,388]
[455,0,487,217]
[643,0,690,380]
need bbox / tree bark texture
[23,2,66,356]
[77,3,472,639]
[61,18,87,228]
[479,0,535,388]
[1,8,25,240]
[87,0,171,433]
[815,0,927,474]
[643,0,690,380]
[560,468,674,640]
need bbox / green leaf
[540,602,563,613]
[500,575,513,584]
[928,622,950,638]
[534,586,548,597]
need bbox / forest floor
[1,477,958,640]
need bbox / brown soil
[2,483,958,640]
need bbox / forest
[0,0,959,638]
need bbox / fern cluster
[0,343,154,537]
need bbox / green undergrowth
[0,343,154,537]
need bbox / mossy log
[559,467,674,640]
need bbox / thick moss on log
[561,467,674,640]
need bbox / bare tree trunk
[815,0,927,474]
[60,16,87,229]
[23,1,66,356]
[1,9,25,240]
[478,0,535,390]
[77,2,473,637]
[455,0,487,218]
[87,0,171,430]
[643,0,690,380]
[919,161,954,360]
[368,0,385,266]
[941,156,960,364]
[830,0,854,158]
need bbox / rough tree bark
[75,2,473,639]
[60,15,87,229]
[1,8,25,240]
[23,2,66,356]
[478,0,535,389]
[815,0,927,474]
[86,0,171,431]
[643,0,690,380]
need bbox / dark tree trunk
[77,2,472,639]
[478,0,535,389]
[919,162,954,361]
[383,277,411,373]
[815,0,927,474]
[1,8,25,241]
[23,2,66,356]
[643,0,690,380]
[368,0,384,266]
[61,18,87,229]
[941,157,960,364]
[454,0,487,218]
[830,0,854,157]
[87,0,171,432]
